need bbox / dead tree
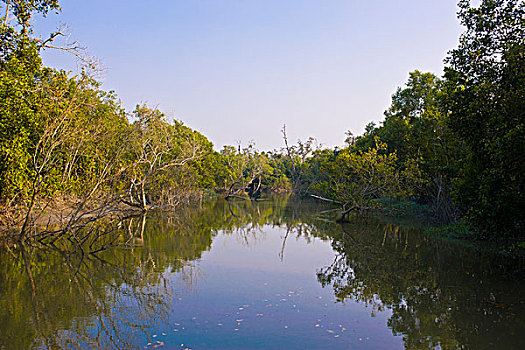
[281,125,317,193]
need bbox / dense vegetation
[0,0,523,247]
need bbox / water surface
[1,197,524,349]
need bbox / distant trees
[280,125,316,193]
[220,143,271,199]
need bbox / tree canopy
[0,0,523,247]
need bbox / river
[1,196,523,349]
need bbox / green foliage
[118,104,223,208]
[282,137,316,192]
[373,197,432,218]
[425,222,473,240]
[353,71,461,223]
[1,0,522,248]
[0,38,39,199]
[444,0,525,238]
[0,34,130,203]
[1,0,60,29]
[218,143,274,197]
[309,138,408,208]
[260,152,291,191]
[0,22,224,214]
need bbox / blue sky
[34,0,463,150]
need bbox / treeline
[0,0,523,243]
[286,0,525,242]
[0,0,296,238]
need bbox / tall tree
[353,71,461,222]
[444,0,525,238]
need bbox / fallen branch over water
[309,194,343,205]
[310,194,379,222]
[225,194,251,201]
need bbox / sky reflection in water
[155,225,401,349]
[1,197,524,349]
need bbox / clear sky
[34,0,463,151]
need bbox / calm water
[1,196,524,349]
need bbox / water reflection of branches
[225,200,266,246]
[174,260,203,294]
[0,196,346,348]
[279,206,296,261]
[316,219,525,349]
[278,199,323,260]
[3,226,172,349]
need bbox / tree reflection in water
[316,218,525,349]
[1,232,172,348]
[1,196,524,349]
